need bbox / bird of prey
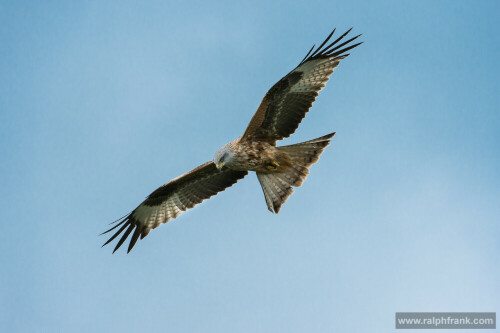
[102,28,362,253]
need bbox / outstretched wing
[102,162,247,253]
[241,28,362,143]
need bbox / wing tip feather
[299,27,362,66]
[102,167,248,254]
[101,213,142,254]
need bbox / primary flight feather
[102,28,362,253]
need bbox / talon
[266,160,279,171]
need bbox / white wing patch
[132,196,185,237]
[290,58,339,94]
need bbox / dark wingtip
[309,28,336,59]
[330,41,363,59]
[100,213,142,253]
[99,219,126,236]
[107,212,130,225]
[299,27,362,65]
[112,223,135,253]
[127,227,141,253]
[299,44,316,65]
[327,34,362,56]
[101,221,129,248]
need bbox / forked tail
[256,132,335,213]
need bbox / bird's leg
[265,160,280,171]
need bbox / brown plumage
[256,132,335,213]
[102,28,362,253]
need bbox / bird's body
[216,138,286,173]
[102,27,362,253]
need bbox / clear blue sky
[1,1,498,332]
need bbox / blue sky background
[1,1,498,332]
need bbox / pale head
[213,143,236,170]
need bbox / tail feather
[257,173,294,213]
[257,132,335,213]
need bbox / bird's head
[214,143,235,170]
